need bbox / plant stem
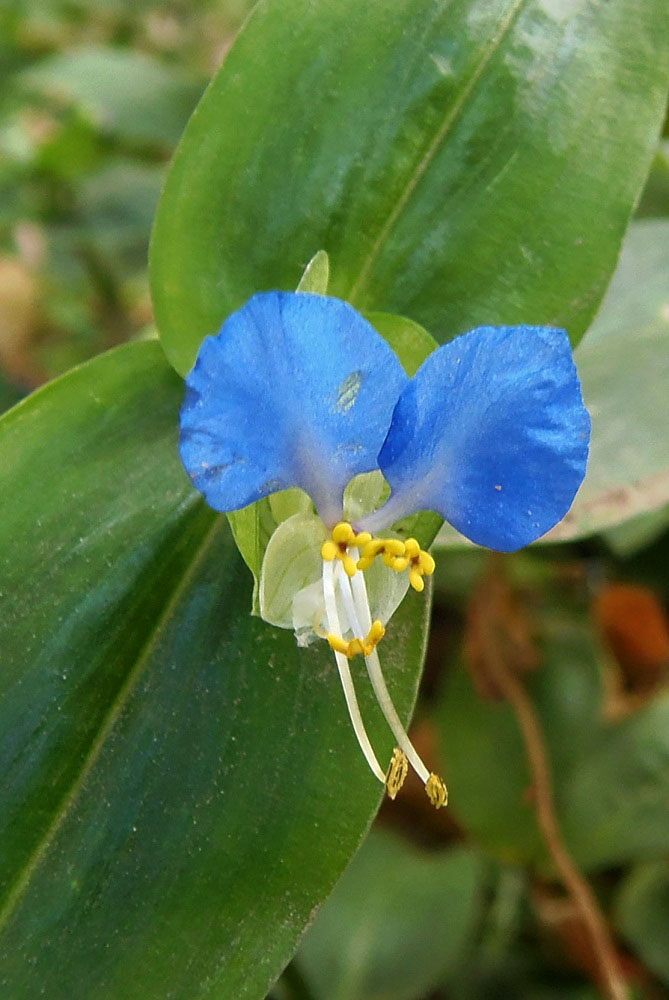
[477,571,628,1000]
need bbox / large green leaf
[436,590,669,872]
[150,0,668,374]
[614,861,669,986]
[546,219,669,542]
[435,218,669,548]
[296,831,481,1000]
[0,341,431,999]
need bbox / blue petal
[367,325,590,550]
[179,291,408,524]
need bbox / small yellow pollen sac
[332,522,355,544]
[384,539,406,556]
[404,538,421,559]
[385,748,409,799]
[342,553,358,578]
[420,552,436,575]
[353,531,372,547]
[425,773,448,809]
[347,638,365,658]
[321,540,338,561]
[356,555,374,571]
[362,539,385,559]
[326,633,350,656]
[391,556,409,573]
[366,620,385,649]
[409,569,425,592]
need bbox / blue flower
[179,290,590,807]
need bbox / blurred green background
[1,2,667,998]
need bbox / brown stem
[477,577,628,1000]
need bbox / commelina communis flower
[179,290,590,808]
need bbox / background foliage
[0,2,668,999]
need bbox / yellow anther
[382,551,397,568]
[362,539,385,559]
[409,569,425,592]
[385,748,409,800]
[323,522,360,577]
[342,553,358,577]
[347,638,365,658]
[391,556,409,572]
[332,522,355,544]
[353,531,372,547]
[326,633,350,656]
[321,540,337,561]
[356,555,374,571]
[425,773,448,809]
[328,621,386,660]
[366,620,385,647]
[384,539,406,556]
[404,538,420,558]
[420,551,436,575]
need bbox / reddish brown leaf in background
[594,583,669,696]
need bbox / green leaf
[227,311,440,614]
[434,218,669,549]
[0,341,431,998]
[436,589,669,872]
[296,830,481,1000]
[614,861,669,986]
[545,219,669,542]
[20,45,204,149]
[150,0,669,375]
[558,692,669,871]
[602,504,669,557]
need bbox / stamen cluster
[320,521,447,810]
[321,522,436,591]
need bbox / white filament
[347,549,430,784]
[321,559,385,783]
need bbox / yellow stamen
[362,538,385,559]
[321,540,337,561]
[404,538,420,559]
[342,553,358,577]
[420,551,436,575]
[385,748,409,799]
[326,620,386,659]
[332,521,355,544]
[356,555,374,571]
[347,638,365,658]
[324,524,436,594]
[425,773,448,809]
[353,531,372,546]
[326,633,350,656]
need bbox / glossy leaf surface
[150,0,669,374]
[0,342,430,999]
[297,831,481,1000]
